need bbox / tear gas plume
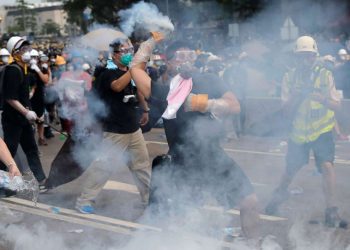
[118,1,174,37]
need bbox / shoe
[44,127,55,139]
[75,204,95,214]
[38,138,48,146]
[325,207,348,229]
[38,179,49,193]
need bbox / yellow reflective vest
[284,65,335,144]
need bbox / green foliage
[12,0,38,33]
[63,0,139,34]
[216,0,266,20]
[41,19,61,36]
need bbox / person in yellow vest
[265,36,348,228]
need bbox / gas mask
[120,53,133,66]
[1,56,9,64]
[21,52,31,63]
[30,58,38,65]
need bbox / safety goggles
[40,55,49,62]
[174,50,197,61]
[18,45,32,53]
[114,47,134,55]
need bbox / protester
[75,37,152,214]
[46,50,94,189]
[265,36,348,229]
[29,49,51,146]
[130,33,260,241]
[2,36,48,192]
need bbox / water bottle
[0,170,25,191]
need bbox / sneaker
[75,204,95,214]
[38,179,49,193]
[325,207,348,229]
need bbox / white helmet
[0,48,10,56]
[82,63,90,71]
[338,49,348,55]
[6,36,29,55]
[30,49,39,57]
[295,36,318,54]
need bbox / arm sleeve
[3,66,22,101]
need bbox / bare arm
[37,70,50,84]
[0,138,21,176]
[7,100,30,116]
[111,71,132,92]
[130,65,152,98]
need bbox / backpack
[0,64,24,109]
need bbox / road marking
[0,200,132,235]
[3,197,161,232]
[146,140,350,166]
[0,198,235,249]
[102,180,286,222]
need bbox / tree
[9,0,38,34]
[41,19,61,36]
[63,0,138,34]
[216,0,267,20]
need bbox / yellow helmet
[295,36,318,54]
[55,55,66,66]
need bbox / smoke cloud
[118,1,174,37]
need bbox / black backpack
[0,64,24,109]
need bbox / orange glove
[184,94,208,113]
[150,31,165,43]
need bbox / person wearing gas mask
[45,50,94,190]
[75,38,151,214]
[265,36,348,229]
[1,36,48,193]
[28,49,51,146]
[130,33,260,241]
[0,48,11,66]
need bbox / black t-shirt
[2,63,31,124]
[98,68,139,134]
[151,72,229,154]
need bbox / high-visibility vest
[285,65,335,144]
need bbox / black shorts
[286,131,335,175]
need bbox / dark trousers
[1,120,46,182]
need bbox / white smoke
[118,1,174,37]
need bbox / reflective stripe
[289,66,335,144]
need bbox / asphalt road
[1,128,350,250]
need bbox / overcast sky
[3,0,43,5]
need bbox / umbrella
[80,28,128,51]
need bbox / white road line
[102,180,286,222]
[0,199,235,249]
[0,200,132,235]
[3,197,161,232]
[146,140,350,165]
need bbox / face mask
[42,63,48,69]
[30,58,37,65]
[21,52,31,63]
[50,59,56,64]
[120,53,133,66]
[1,56,9,64]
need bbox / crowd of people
[0,28,348,246]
